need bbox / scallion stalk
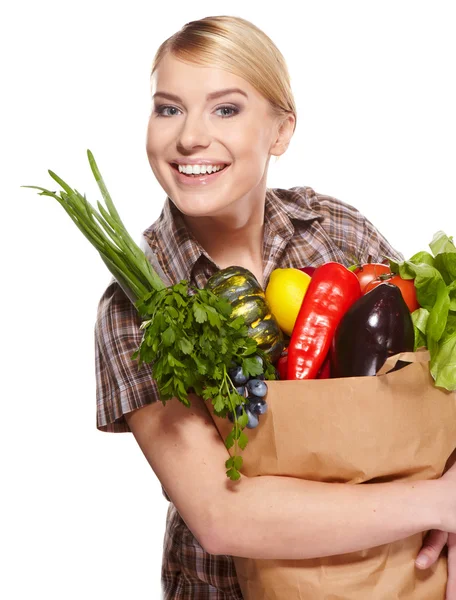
[24,150,166,303]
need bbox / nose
[176,113,211,152]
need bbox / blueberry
[228,365,249,386]
[228,404,244,423]
[246,379,268,398]
[253,355,264,368]
[245,409,259,429]
[235,385,246,397]
[247,397,268,416]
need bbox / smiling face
[146,53,294,220]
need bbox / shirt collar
[142,187,321,285]
[142,197,210,285]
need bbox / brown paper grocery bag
[209,351,456,600]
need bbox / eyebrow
[152,87,248,102]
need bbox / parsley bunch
[135,282,275,479]
[25,150,275,480]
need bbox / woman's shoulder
[270,185,403,263]
[269,185,367,223]
[271,185,361,210]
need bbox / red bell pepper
[278,351,331,380]
[287,262,362,380]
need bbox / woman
[95,15,456,598]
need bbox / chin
[170,195,229,218]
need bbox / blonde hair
[151,16,297,130]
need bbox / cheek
[145,120,171,190]
[145,122,173,187]
[146,118,159,162]
[228,124,272,166]
[146,115,175,153]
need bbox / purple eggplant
[330,282,415,377]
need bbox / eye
[215,105,240,118]
[155,105,182,117]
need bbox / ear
[270,114,296,157]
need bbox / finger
[415,529,448,569]
[446,533,456,600]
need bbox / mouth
[170,163,230,177]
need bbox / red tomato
[298,266,316,277]
[353,263,391,292]
[276,352,288,380]
[364,276,419,312]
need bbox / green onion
[24,150,276,481]
[24,150,165,302]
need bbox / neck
[181,187,267,286]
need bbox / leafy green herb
[429,314,456,390]
[388,231,456,390]
[24,150,276,480]
[411,308,429,350]
[24,151,166,303]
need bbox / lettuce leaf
[427,279,450,342]
[392,260,445,312]
[448,280,456,311]
[411,308,429,351]
[409,251,435,267]
[393,231,456,391]
[429,314,456,390]
[434,253,456,285]
[429,231,456,255]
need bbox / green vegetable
[24,150,275,480]
[388,231,456,390]
[206,266,284,363]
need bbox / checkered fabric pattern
[95,186,402,598]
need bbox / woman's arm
[125,394,453,560]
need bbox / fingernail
[416,556,429,568]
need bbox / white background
[2,1,455,598]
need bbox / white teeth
[177,164,225,175]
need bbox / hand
[415,529,447,570]
[448,534,456,600]
[414,455,456,599]
[415,530,456,600]
[444,452,456,599]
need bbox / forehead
[151,53,264,103]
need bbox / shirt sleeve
[95,279,160,433]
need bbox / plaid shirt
[95,186,402,599]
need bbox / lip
[170,163,230,187]
[171,158,230,166]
